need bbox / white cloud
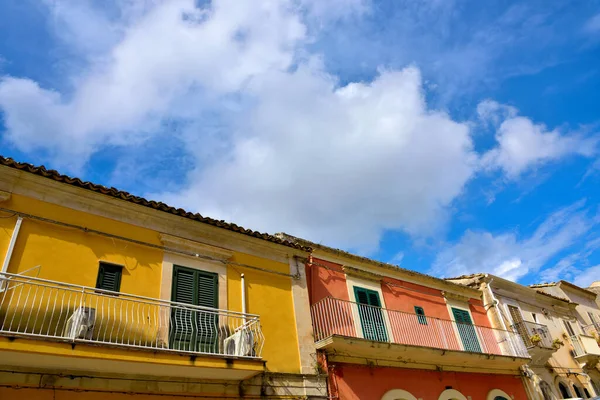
[0,0,596,253]
[574,265,600,288]
[0,0,479,250]
[160,66,477,251]
[432,200,596,281]
[480,102,598,178]
[584,13,600,35]
[0,0,308,167]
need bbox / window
[531,313,537,322]
[96,262,123,292]
[170,266,219,352]
[572,385,583,398]
[584,388,591,398]
[588,312,600,330]
[414,306,427,325]
[558,382,571,399]
[452,308,482,353]
[563,320,576,337]
[354,286,388,342]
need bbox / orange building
[278,234,531,400]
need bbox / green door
[171,266,219,353]
[354,287,388,342]
[452,308,481,353]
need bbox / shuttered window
[170,266,219,352]
[414,306,427,325]
[95,262,123,293]
[353,286,388,342]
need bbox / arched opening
[573,385,583,398]
[558,382,571,399]
[584,388,591,398]
[438,389,468,400]
[487,389,512,400]
[539,381,554,400]
[381,389,418,400]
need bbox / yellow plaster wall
[227,252,301,374]
[1,194,163,298]
[0,193,302,375]
[0,387,239,400]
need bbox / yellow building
[0,157,326,399]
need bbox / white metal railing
[0,272,264,358]
[570,333,600,359]
[512,321,553,348]
[311,297,529,358]
[571,335,586,357]
[583,323,600,338]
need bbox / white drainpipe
[1,216,23,291]
[485,276,508,331]
[241,273,247,323]
[2,216,22,274]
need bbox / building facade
[0,157,326,399]
[279,234,531,400]
[448,274,600,400]
[532,281,600,396]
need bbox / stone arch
[539,381,556,400]
[381,389,418,400]
[557,381,571,399]
[438,389,468,400]
[487,389,512,400]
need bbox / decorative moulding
[442,291,471,303]
[0,190,11,202]
[342,265,382,282]
[159,233,233,261]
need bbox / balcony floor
[316,335,529,374]
[0,336,265,381]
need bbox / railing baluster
[0,273,263,358]
[310,296,529,358]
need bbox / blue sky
[0,0,599,287]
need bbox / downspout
[485,276,508,331]
[241,273,247,320]
[1,216,23,291]
[485,275,534,396]
[1,216,22,274]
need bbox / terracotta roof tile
[0,156,310,251]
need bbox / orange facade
[308,256,529,400]
[330,363,528,400]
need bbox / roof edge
[0,156,311,252]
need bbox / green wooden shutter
[353,286,388,342]
[196,271,219,352]
[171,267,197,351]
[96,263,123,292]
[414,306,427,325]
[452,308,481,353]
[170,266,219,353]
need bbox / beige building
[448,274,600,400]
[532,281,600,395]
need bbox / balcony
[311,297,529,373]
[0,272,264,380]
[571,328,600,368]
[511,321,556,366]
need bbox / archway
[381,389,418,400]
[539,381,555,400]
[487,389,511,400]
[573,385,583,398]
[558,382,571,399]
[584,388,591,398]
[438,389,468,400]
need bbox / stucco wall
[331,363,528,400]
